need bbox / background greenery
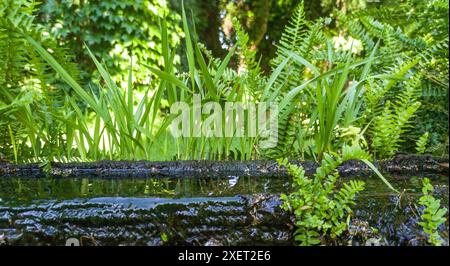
[1,0,447,247]
[0,0,448,163]
[36,0,183,87]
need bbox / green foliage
[260,2,325,161]
[232,17,263,97]
[149,5,258,160]
[161,232,169,243]
[220,0,271,54]
[261,2,326,159]
[1,0,447,163]
[338,0,449,155]
[0,0,80,162]
[417,178,448,246]
[26,3,260,161]
[36,0,183,85]
[257,0,438,161]
[416,132,429,154]
[270,1,310,82]
[260,2,314,159]
[278,145,370,245]
[370,72,422,157]
[25,29,189,161]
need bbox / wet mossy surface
[0,155,448,178]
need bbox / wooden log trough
[0,155,448,246]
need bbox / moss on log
[0,155,448,178]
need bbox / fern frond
[371,71,422,157]
[275,1,308,60]
[416,132,429,154]
[335,180,365,210]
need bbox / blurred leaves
[37,0,183,86]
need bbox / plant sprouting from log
[417,178,448,246]
[279,145,372,245]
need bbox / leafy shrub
[337,0,449,155]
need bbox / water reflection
[0,174,447,207]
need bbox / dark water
[0,174,448,246]
[0,174,447,203]
[0,175,289,205]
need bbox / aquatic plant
[417,178,448,246]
